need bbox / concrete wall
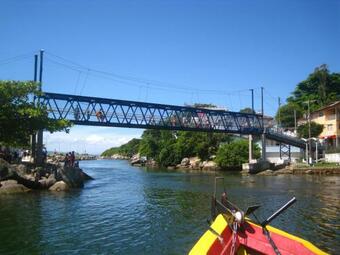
[325,153,340,163]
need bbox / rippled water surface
[0,160,339,254]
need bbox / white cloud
[44,126,142,155]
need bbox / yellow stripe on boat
[189,214,228,255]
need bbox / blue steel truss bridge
[40,92,264,135]
[40,92,310,160]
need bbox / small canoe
[189,178,328,255]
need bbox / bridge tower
[36,49,44,165]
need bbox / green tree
[275,103,303,128]
[287,65,340,111]
[240,107,255,114]
[158,144,181,166]
[215,139,260,168]
[101,138,141,157]
[0,80,70,147]
[138,129,162,159]
[297,122,324,138]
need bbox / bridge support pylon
[261,133,266,160]
[248,134,253,163]
[36,130,44,165]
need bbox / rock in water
[60,166,84,188]
[49,181,69,192]
[0,180,30,194]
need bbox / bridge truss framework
[40,92,264,135]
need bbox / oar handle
[261,197,296,227]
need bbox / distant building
[299,101,340,148]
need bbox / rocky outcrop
[0,159,93,194]
[174,157,219,171]
[130,154,146,166]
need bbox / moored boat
[189,177,328,255]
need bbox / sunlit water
[0,160,339,254]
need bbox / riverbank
[123,154,340,175]
[256,165,340,176]
[0,159,93,195]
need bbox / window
[327,124,333,131]
[319,111,324,117]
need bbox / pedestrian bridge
[40,92,308,149]
[40,92,264,135]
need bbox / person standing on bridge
[86,110,91,121]
[96,110,104,122]
[74,106,80,121]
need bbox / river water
[0,159,339,254]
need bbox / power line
[45,51,261,96]
[0,53,33,66]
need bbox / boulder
[80,171,94,181]
[201,161,219,171]
[49,181,69,192]
[60,166,85,188]
[39,174,57,188]
[15,164,28,176]
[257,170,276,176]
[56,167,93,188]
[189,157,201,168]
[0,180,30,194]
[180,158,190,167]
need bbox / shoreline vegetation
[101,138,340,175]
[101,131,261,171]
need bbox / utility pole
[36,49,44,165]
[261,86,266,161]
[31,54,38,161]
[294,109,297,134]
[307,99,312,165]
[278,97,281,128]
[249,89,254,162]
[250,89,254,113]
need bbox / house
[307,101,340,148]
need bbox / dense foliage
[102,129,231,167]
[139,130,231,166]
[275,103,303,128]
[101,138,141,157]
[276,65,340,127]
[0,80,70,147]
[297,122,324,139]
[215,139,261,168]
[240,107,255,114]
[287,64,340,110]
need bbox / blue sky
[1,0,339,154]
